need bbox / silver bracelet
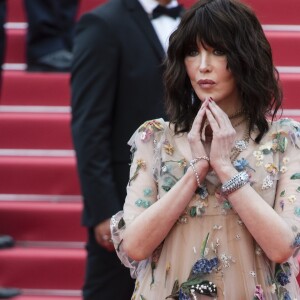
[189,156,210,188]
[221,171,250,197]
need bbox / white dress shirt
[138,0,181,52]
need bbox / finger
[207,100,231,128]
[190,98,209,134]
[205,108,220,131]
[95,234,115,251]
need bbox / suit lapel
[124,0,165,61]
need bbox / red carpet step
[1,111,300,151]
[6,0,105,23]
[4,28,300,66]
[1,71,299,109]
[0,71,70,106]
[268,31,300,67]
[0,247,85,290]
[0,156,80,195]
[6,0,300,24]
[243,0,300,25]
[280,73,300,109]
[5,29,25,64]
[0,200,85,242]
[0,112,73,150]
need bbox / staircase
[0,1,299,299]
[0,1,103,299]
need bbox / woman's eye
[187,49,199,57]
[213,49,225,56]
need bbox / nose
[199,53,211,73]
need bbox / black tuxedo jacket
[71,0,167,227]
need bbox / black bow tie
[152,4,183,20]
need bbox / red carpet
[0,0,299,298]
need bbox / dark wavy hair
[164,0,282,143]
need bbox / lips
[197,79,216,90]
[197,79,216,85]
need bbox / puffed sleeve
[111,119,165,278]
[273,119,300,267]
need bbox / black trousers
[0,0,78,66]
[24,0,78,63]
[83,228,135,300]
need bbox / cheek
[184,59,197,81]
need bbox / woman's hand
[205,99,236,176]
[187,98,210,173]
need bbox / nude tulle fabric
[111,118,300,300]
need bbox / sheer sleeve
[111,119,165,278]
[273,119,300,272]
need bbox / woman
[111,0,300,298]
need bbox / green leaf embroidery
[280,190,286,197]
[200,233,210,257]
[291,173,300,180]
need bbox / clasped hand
[187,97,236,175]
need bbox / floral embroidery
[294,206,300,217]
[255,246,263,256]
[219,253,236,268]
[282,157,290,164]
[129,159,146,185]
[253,150,264,166]
[165,262,171,287]
[253,285,265,300]
[167,233,218,299]
[280,200,285,211]
[131,280,140,300]
[138,119,164,142]
[270,130,289,153]
[135,198,152,208]
[249,270,256,277]
[290,173,300,180]
[189,203,206,218]
[265,163,279,176]
[280,165,288,173]
[150,243,163,287]
[143,187,153,197]
[292,233,300,248]
[273,262,293,300]
[162,176,177,192]
[287,195,296,204]
[262,175,273,190]
[233,158,255,172]
[163,140,175,156]
[196,184,208,200]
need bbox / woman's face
[184,41,240,112]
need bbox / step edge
[0,194,82,202]
[0,149,75,157]
[0,106,71,113]
[15,241,85,249]
[21,289,82,297]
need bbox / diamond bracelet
[221,171,250,197]
[189,156,210,188]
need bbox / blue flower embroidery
[233,158,250,171]
[294,206,300,217]
[192,257,219,275]
[293,233,300,248]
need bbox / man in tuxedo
[71,0,183,298]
